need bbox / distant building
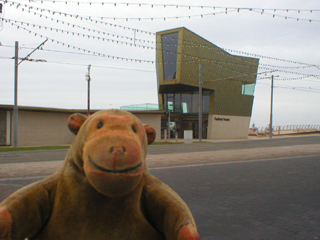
[0,105,162,146]
[156,27,259,139]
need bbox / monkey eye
[97,122,103,129]
[132,125,137,133]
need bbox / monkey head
[68,109,156,197]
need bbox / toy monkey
[0,109,200,240]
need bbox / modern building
[1,27,260,146]
[156,27,259,139]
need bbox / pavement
[1,134,320,179]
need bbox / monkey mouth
[88,156,142,174]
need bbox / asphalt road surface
[1,155,319,240]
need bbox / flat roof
[0,105,165,115]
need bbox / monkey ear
[68,113,88,135]
[144,125,156,145]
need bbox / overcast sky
[1,0,319,128]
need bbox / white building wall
[17,111,75,146]
[134,113,161,142]
[207,114,250,139]
[14,110,162,146]
[6,111,11,146]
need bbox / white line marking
[0,175,48,182]
[149,154,320,170]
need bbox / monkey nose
[110,147,126,153]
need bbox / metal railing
[251,125,320,135]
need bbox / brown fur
[0,109,200,240]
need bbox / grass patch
[0,145,70,152]
[0,143,179,152]
[152,141,208,145]
[0,141,208,152]
[152,141,184,145]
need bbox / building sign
[214,117,230,121]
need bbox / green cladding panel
[156,27,259,117]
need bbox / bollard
[184,130,193,144]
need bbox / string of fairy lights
[21,0,319,13]
[5,0,320,22]
[1,0,320,90]
[0,20,266,79]
[5,1,236,22]
[2,45,320,92]
[2,26,320,82]
[5,18,319,81]
[6,22,155,62]
[2,17,154,44]
[2,1,156,35]
[3,0,320,45]
[3,15,319,70]
[2,18,154,49]
[7,0,320,21]
[256,81,320,93]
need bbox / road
[0,135,320,239]
[1,155,320,239]
[152,155,320,240]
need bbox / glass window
[175,93,181,113]
[181,103,188,113]
[181,93,192,113]
[167,94,174,111]
[203,95,210,113]
[168,101,174,112]
[162,32,179,80]
[163,93,167,105]
[162,91,210,113]
[192,92,199,113]
[242,83,255,96]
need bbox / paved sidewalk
[1,135,320,179]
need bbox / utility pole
[13,41,19,149]
[198,63,203,142]
[86,65,91,116]
[269,75,280,139]
[13,39,47,148]
[269,75,274,138]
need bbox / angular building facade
[156,27,259,139]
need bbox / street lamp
[13,39,47,148]
[199,63,203,142]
